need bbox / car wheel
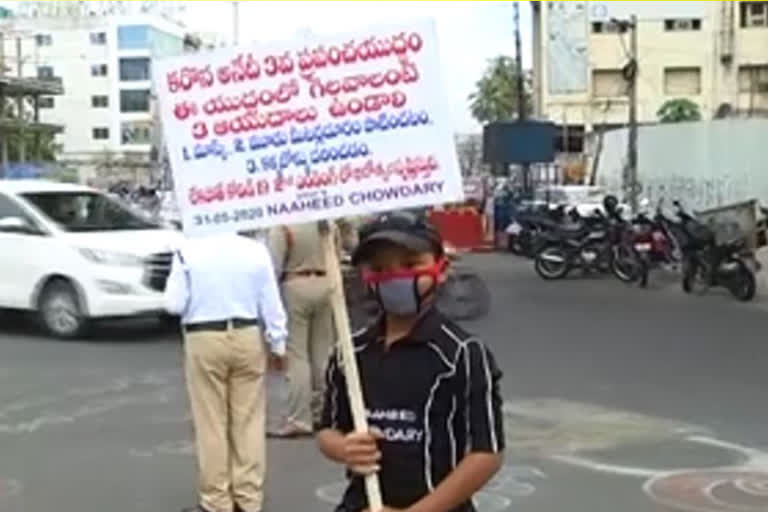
[37,279,88,339]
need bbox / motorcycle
[626,199,684,287]
[674,200,758,301]
[534,209,634,282]
[506,205,567,258]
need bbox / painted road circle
[644,469,768,512]
[0,478,22,499]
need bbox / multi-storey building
[531,1,768,154]
[0,1,201,181]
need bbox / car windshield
[21,191,160,232]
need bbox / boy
[315,211,505,512]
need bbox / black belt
[281,269,327,282]
[184,318,260,333]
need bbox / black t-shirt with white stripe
[316,308,505,512]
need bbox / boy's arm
[409,341,505,512]
[315,350,354,462]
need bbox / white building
[0,1,197,182]
[531,1,768,154]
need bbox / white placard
[153,19,463,236]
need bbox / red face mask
[361,259,447,315]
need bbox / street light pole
[627,14,638,213]
[514,0,530,193]
[612,15,639,213]
[232,1,240,45]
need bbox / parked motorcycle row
[506,197,760,302]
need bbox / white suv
[0,180,183,338]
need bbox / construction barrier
[428,208,490,251]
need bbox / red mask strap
[362,257,447,285]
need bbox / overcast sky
[182,1,533,133]
[2,1,533,133]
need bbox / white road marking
[548,454,658,478]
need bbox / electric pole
[514,1,530,194]
[16,36,25,162]
[627,15,639,213]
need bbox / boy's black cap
[352,210,444,265]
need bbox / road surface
[1,253,766,512]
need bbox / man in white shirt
[164,232,288,512]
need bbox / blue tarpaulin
[1,163,45,179]
[0,163,76,182]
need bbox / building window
[592,69,626,98]
[35,34,52,46]
[38,96,55,109]
[119,89,151,113]
[118,25,150,50]
[737,65,768,93]
[121,121,153,145]
[150,28,184,57]
[664,19,702,31]
[90,32,107,45]
[591,21,628,34]
[741,2,768,27]
[664,67,702,95]
[91,95,109,108]
[91,64,108,77]
[119,57,151,81]
[92,127,110,140]
[37,66,54,79]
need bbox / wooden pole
[322,232,384,512]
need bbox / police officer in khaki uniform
[267,220,342,436]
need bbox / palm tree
[657,98,702,123]
[468,56,532,124]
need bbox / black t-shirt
[316,308,505,512]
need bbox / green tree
[656,98,702,123]
[468,56,532,124]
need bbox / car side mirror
[0,216,41,235]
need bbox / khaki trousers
[184,326,267,512]
[281,276,335,430]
